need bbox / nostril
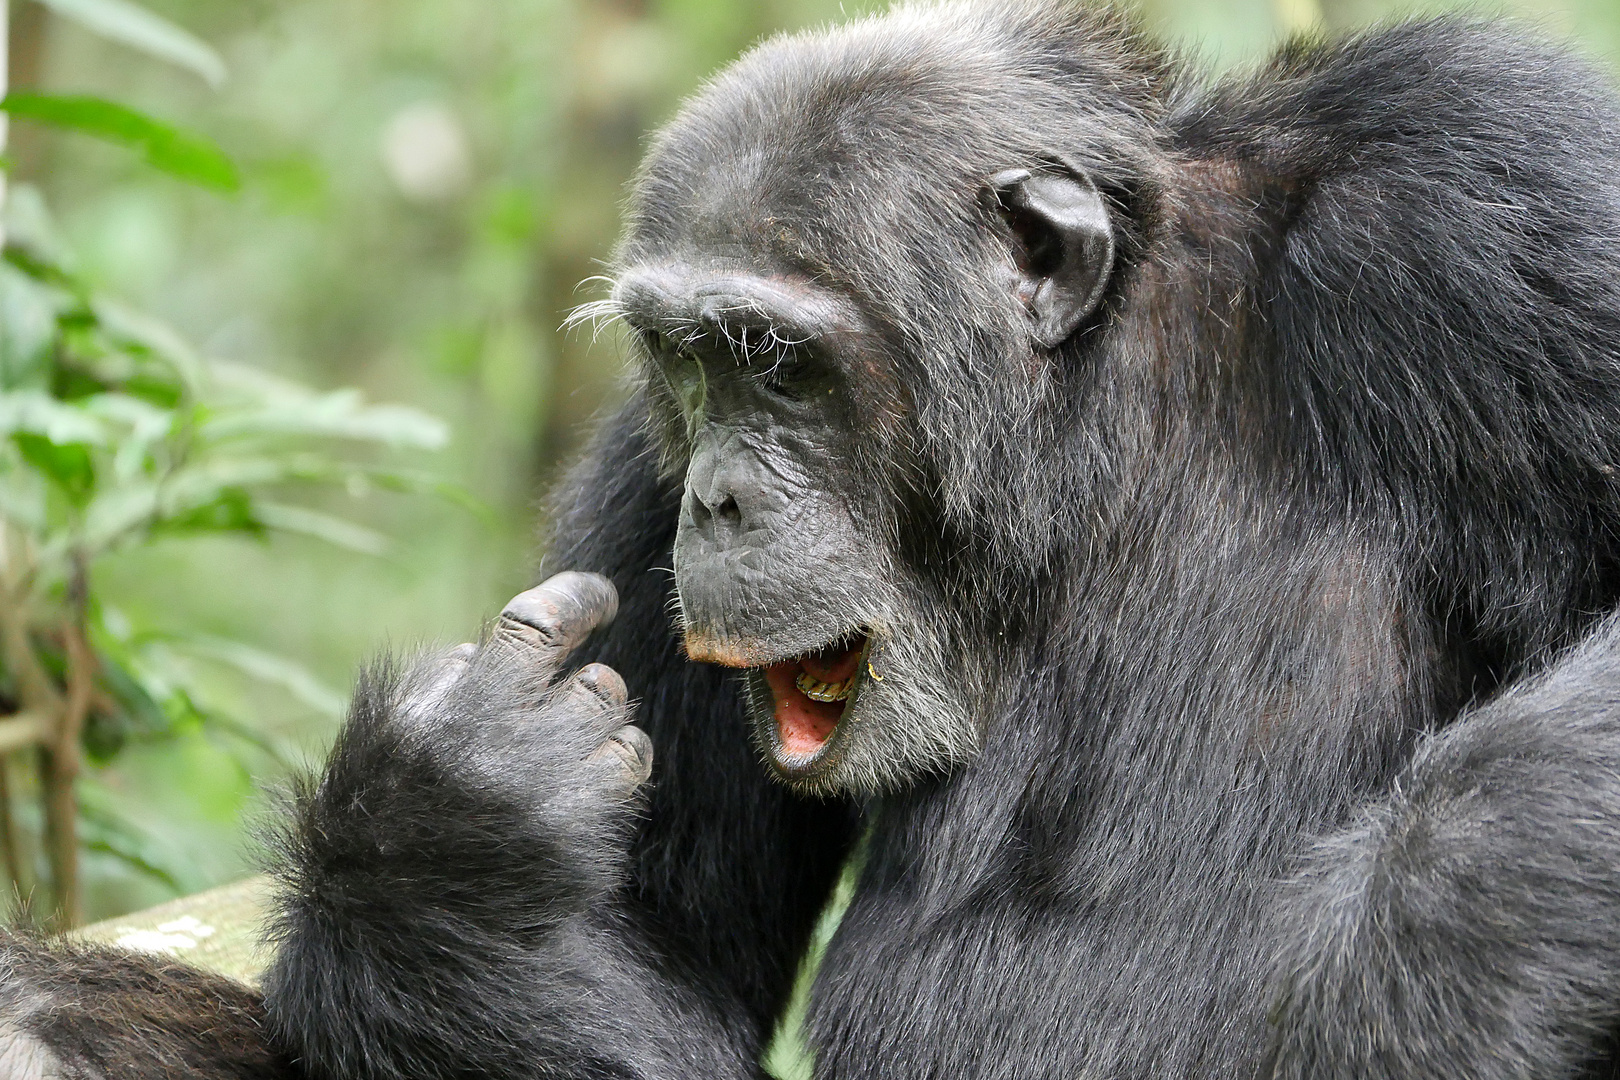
[686,489,742,541]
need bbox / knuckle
[575,662,629,706]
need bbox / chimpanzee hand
[422,570,653,799]
[273,571,654,942]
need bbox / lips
[761,637,867,760]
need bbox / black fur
[11,3,1620,1078]
[260,412,857,1079]
[0,931,287,1078]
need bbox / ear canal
[988,166,1116,349]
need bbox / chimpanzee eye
[662,346,706,416]
[757,352,817,401]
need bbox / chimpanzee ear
[985,164,1115,349]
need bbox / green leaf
[3,93,239,192]
[0,459,47,532]
[31,0,226,87]
[0,388,106,443]
[77,799,185,892]
[0,262,66,389]
[95,650,172,738]
[93,298,205,394]
[3,183,74,267]
[151,485,265,538]
[13,431,95,504]
[201,387,449,449]
[83,392,175,479]
[173,634,346,719]
[81,481,160,552]
[254,502,390,555]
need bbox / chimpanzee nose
[686,486,743,543]
[683,428,752,547]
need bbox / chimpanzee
[10,2,1620,1077]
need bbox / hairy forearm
[1266,620,1620,1079]
[260,581,769,1080]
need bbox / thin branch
[41,550,92,928]
[0,753,30,921]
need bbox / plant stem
[0,0,11,249]
[41,552,90,928]
[0,523,55,920]
[0,755,27,918]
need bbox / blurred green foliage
[0,0,467,928]
[3,0,1618,925]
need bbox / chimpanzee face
[612,259,982,797]
[608,161,1113,797]
[594,13,1119,797]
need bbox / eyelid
[640,327,687,359]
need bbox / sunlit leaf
[3,93,239,192]
[31,0,226,87]
[172,634,346,719]
[201,390,449,449]
[158,453,346,500]
[93,299,206,393]
[83,392,174,479]
[0,388,105,443]
[81,482,159,552]
[255,502,390,555]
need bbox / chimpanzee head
[583,4,1174,797]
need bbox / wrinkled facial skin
[613,263,983,798]
[666,331,870,664]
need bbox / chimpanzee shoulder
[1180,18,1620,677]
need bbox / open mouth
[760,634,869,763]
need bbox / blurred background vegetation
[3,0,1620,925]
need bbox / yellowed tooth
[795,671,852,702]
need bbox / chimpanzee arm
[261,402,856,1080]
[1265,616,1620,1080]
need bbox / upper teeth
[796,671,853,702]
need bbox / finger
[575,661,628,708]
[495,572,619,672]
[551,662,631,739]
[402,642,478,723]
[589,723,654,790]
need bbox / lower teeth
[796,670,851,702]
